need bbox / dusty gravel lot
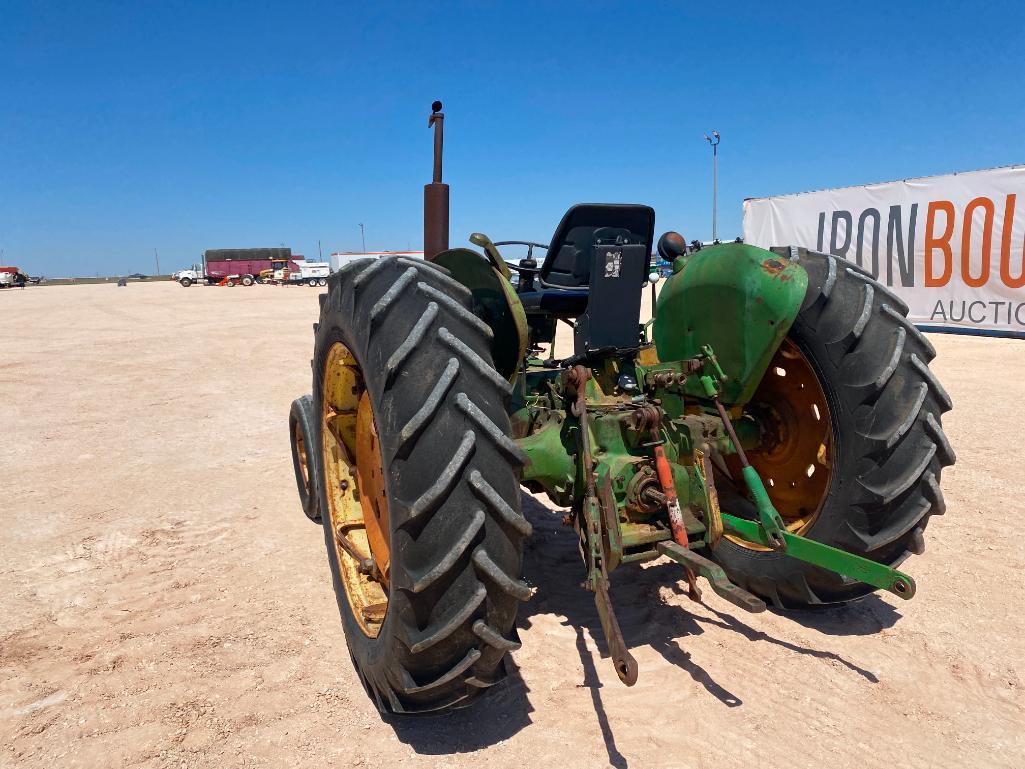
[1,281,1022,769]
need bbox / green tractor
[288,104,954,714]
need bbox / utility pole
[154,248,161,275]
[359,223,366,254]
[704,130,720,241]
[318,239,322,259]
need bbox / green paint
[740,465,787,547]
[720,514,917,599]
[519,421,576,505]
[495,240,920,611]
[433,247,527,383]
[653,243,808,404]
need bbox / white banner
[743,165,1025,337]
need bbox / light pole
[154,248,160,275]
[704,130,720,241]
[359,223,366,254]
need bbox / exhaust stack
[424,101,449,261]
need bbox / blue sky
[2,1,1023,276]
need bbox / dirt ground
[1,281,1022,769]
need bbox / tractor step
[656,541,766,614]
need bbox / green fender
[433,247,528,384]
[653,243,808,404]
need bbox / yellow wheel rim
[725,338,834,550]
[321,342,390,637]
[355,391,391,583]
[294,422,309,490]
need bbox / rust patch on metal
[356,391,390,587]
[723,338,833,550]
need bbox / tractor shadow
[388,493,886,759]
[518,494,881,684]
[386,655,535,754]
[514,494,884,766]
[775,593,903,637]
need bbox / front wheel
[180,277,192,288]
[310,256,531,713]
[711,249,955,609]
[289,395,320,523]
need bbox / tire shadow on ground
[388,493,884,759]
[772,593,903,637]
[386,656,534,754]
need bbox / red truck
[173,248,302,286]
[0,266,29,288]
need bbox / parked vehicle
[287,103,955,715]
[257,259,330,286]
[295,260,330,286]
[0,266,29,288]
[173,248,301,287]
[256,258,295,285]
[172,267,225,287]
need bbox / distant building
[330,251,424,273]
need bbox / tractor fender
[432,248,528,384]
[652,243,808,404]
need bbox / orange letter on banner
[961,196,994,288]
[1000,194,1025,289]
[925,200,954,287]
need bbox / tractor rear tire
[711,249,955,609]
[311,255,531,713]
[289,394,320,523]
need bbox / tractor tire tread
[711,249,954,609]
[311,255,526,713]
[288,395,320,524]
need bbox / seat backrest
[540,204,656,287]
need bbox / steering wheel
[492,241,549,271]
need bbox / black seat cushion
[517,287,589,317]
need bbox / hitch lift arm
[568,366,639,686]
[719,514,917,599]
[699,345,917,601]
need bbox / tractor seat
[540,203,656,289]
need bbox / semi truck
[173,249,331,287]
[172,266,231,287]
[173,248,301,287]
